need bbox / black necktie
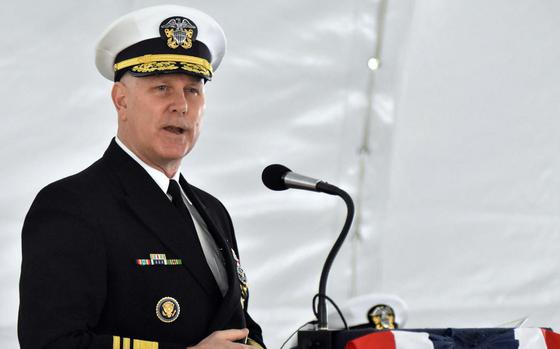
[167,179,196,228]
[168,180,229,294]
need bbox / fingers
[190,328,252,349]
[212,328,249,342]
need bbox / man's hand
[188,328,253,349]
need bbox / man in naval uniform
[18,5,265,349]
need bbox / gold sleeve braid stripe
[113,336,159,349]
[114,54,212,74]
[247,338,265,349]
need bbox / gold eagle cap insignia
[160,16,197,49]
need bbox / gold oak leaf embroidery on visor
[180,62,211,77]
[131,62,180,73]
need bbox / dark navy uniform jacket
[18,139,264,349]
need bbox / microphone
[261,164,355,330]
[261,164,337,194]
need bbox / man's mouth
[163,126,186,135]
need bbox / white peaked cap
[95,5,226,81]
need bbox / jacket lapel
[181,176,244,330]
[102,140,221,299]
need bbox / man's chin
[157,148,191,164]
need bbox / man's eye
[186,87,200,95]
[156,85,168,91]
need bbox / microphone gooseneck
[316,185,354,329]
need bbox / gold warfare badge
[159,16,197,49]
[156,296,180,323]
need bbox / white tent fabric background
[1,0,559,348]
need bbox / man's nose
[170,90,188,114]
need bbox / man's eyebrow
[185,77,204,84]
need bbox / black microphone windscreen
[262,164,291,191]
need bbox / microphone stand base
[296,328,382,349]
[297,330,333,349]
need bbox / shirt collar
[115,136,181,194]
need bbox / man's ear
[111,82,128,121]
